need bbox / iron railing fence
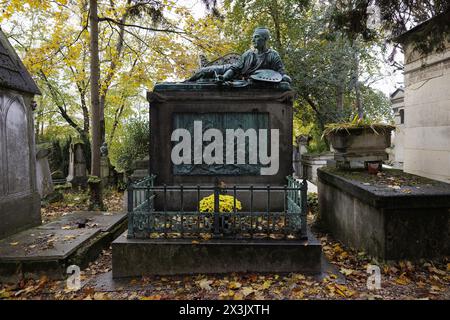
[127,175,307,240]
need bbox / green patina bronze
[187,27,292,85]
[172,112,270,175]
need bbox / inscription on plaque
[172,112,271,175]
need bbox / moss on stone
[321,167,439,187]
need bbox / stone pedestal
[149,83,294,178]
[113,231,322,277]
[100,156,110,187]
[147,82,294,211]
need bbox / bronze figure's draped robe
[229,48,287,78]
[187,48,290,83]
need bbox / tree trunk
[89,0,105,210]
[336,84,344,115]
[352,40,363,119]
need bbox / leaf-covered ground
[1,191,449,300]
[41,188,124,223]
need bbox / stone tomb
[0,29,41,239]
[318,167,450,260]
[112,82,322,277]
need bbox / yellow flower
[199,194,242,213]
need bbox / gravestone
[35,145,54,198]
[0,28,41,239]
[66,141,87,188]
[294,135,311,178]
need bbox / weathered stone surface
[301,153,334,185]
[0,211,126,281]
[147,82,294,187]
[0,192,41,240]
[317,168,450,260]
[0,30,41,241]
[326,127,393,168]
[0,92,41,239]
[35,146,54,197]
[112,231,321,278]
[399,34,450,183]
[67,142,87,187]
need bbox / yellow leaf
[395,273,410,285]
[262,280,272,289]
[233,294,244,300]
[447,263,450,272]
[93,292,109,300]
[140,295,161,300]
[9,242,19,246]
[191,240,200,244]
[293,274,306,281]
[339,251,349,259]
[340,268,354,276]
[0,289,11,299]
[241,287,254,297]
[229,281,242,290]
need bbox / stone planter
[325,126,394,168]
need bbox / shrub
[112,118,150,173]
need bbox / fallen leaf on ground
[262,280,272,290]
[140,295,161,300]
[198,279,213,291]
[229,282,242,290]
[395,273,411,285]
[340,268,354,276]
[241,287,254,297]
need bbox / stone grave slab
[0,211,127,281]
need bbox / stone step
[112,230,322,278]
[0,211,127,282]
